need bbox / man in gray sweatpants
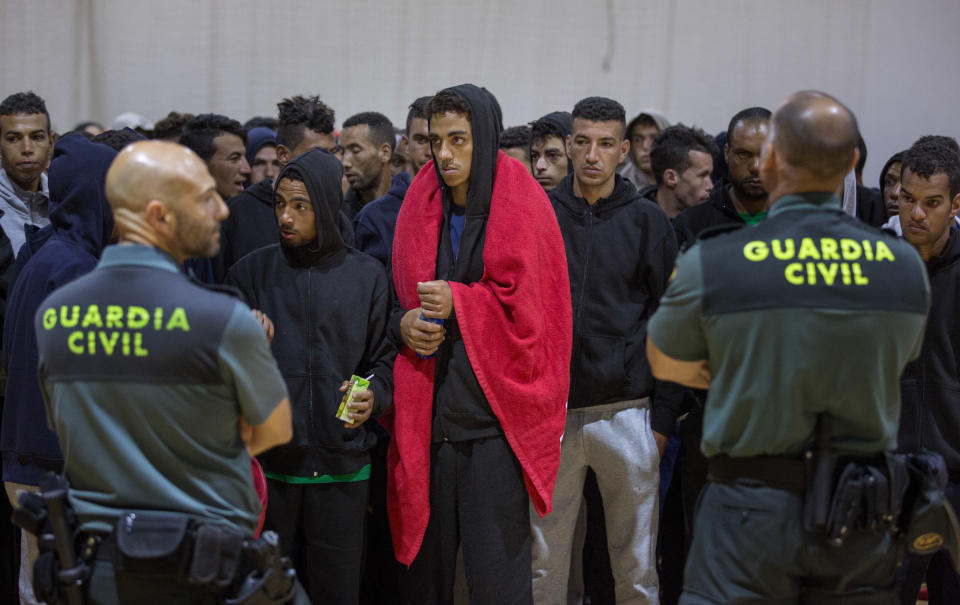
[532,96,678,604]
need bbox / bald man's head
[770,91,859,181]
[105,140,214,215]
[105,140,228,262]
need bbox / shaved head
[770,91,859,181]
[105,140,227,262]
[106,140,214,216]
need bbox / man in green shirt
[647,91,929,604]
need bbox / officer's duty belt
[708,454,808,492]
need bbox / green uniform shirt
[36,245,288,534]
[648,193,929,458]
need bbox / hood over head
[431,84,503,221]
[429,84,503,285]
[880,151,906,191]
[47,133,118,257]
[627,109,670,135]
[274,147,345,263]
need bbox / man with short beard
[673,108,771,248]
[341,112,394,220]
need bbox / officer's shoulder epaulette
[695,222,746,243]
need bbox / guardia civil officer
[647,91,931,603]
[29,141,301,604]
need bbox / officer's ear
[145,199,175,236]
[759,141,777,189]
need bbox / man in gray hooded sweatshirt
[619,110,670,189]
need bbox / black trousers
[265,478,369,605]
[897,481,960,605]
[402,437,532,605]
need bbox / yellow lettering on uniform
[134,333,149,357]
[853,263,869,285]
[841,239,861,260]
[165,308,190,332]
[99,332,119,355]
[771,239,794,260]
[863,240,874,261]
[817,263,838,285]
[785,263,804,285]
[840,263,852,285]
[875,241,896,262]
[42,308,57,330]
[744,241,768,261]
[820,238,840,260]
[60,305,80,328]
[87,332,96,354]
[127,306,149,329]
[806,262,817,284]
[81,305,103,328]
[122,332,131,356]
[798,238,821,260]
[105,305,124,328]
[154,308,164,331]
[67,332,84,355]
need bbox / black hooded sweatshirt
[898,228,960,478]
[550,173,678,415]
[214,178,356,282]
[226,149,394,477]
[427,84,506,443]
[671,179,745,250]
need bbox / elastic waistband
[569,397,650,415]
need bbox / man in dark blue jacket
[896,139,960,605]
[1,134,116,605]
[226,149,394,605]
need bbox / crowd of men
[0,85,957,605]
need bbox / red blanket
[386,152,572,565]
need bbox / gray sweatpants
[530,399,660,605]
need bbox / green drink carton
[336,374,371,424]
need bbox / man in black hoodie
[225,149,394,605]
[532,96,677,604]
[896,140,960,605]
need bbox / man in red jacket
[388,84,572,605]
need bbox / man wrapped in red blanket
[385,84,572,604]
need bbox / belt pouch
[114,512,190,578]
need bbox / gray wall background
[2,0,957,186]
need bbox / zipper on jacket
[306,270,315,448]
[569,205,594,403]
